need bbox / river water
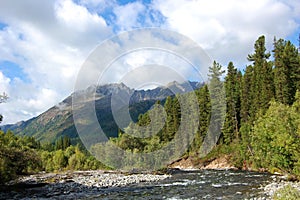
[90,170,271,199]
[1,170,272,200]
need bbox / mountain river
[0,169,274,199]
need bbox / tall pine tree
[240,65,253,124]
[247,35,274,118]
[273,38,299,105]
[199,61,225,156]
[190,85,211,153]
[222,62,240,144]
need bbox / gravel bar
[0,170,171,199]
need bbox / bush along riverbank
[0,130,108,185]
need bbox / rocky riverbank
[169,155,237,170]
[244,175,300,200]
[0,170,171,200]
[261,176,300,199]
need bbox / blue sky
[0,61,30,82]
[0,22,8,30]
[0,0,299,124]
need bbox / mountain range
[1,81,202,144]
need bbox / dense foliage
[0,132,106,184]
[0,130,41,183]
[91,35,300,177]
[233,36,300,177]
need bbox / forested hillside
[94,35,300,177]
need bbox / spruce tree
[163,96,173,141]
[208,61,226,130]
[247,35,274,117]
[190,85,211,153]
[236,70,242,126]
[223,62,240,144]
[63,136,71,150]
[199,61,225,156]
[273,38,299,105]
[240,65,253,124]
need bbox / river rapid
[0,169,273,200]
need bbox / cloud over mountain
[0,0,299,124]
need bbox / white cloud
[113,2,146,30]
[0,0,112,124]
[103,49,202,87]
[27,88,58,110]
[284,0,300,20]
[153,0,299,67]
[0,71,10,92]
[55,0,107,32]
[0,76,52,124]
[76,29,210,91]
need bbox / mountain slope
[2,81,202,143]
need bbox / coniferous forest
[94,35,300,177]
[1,35,300,183]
